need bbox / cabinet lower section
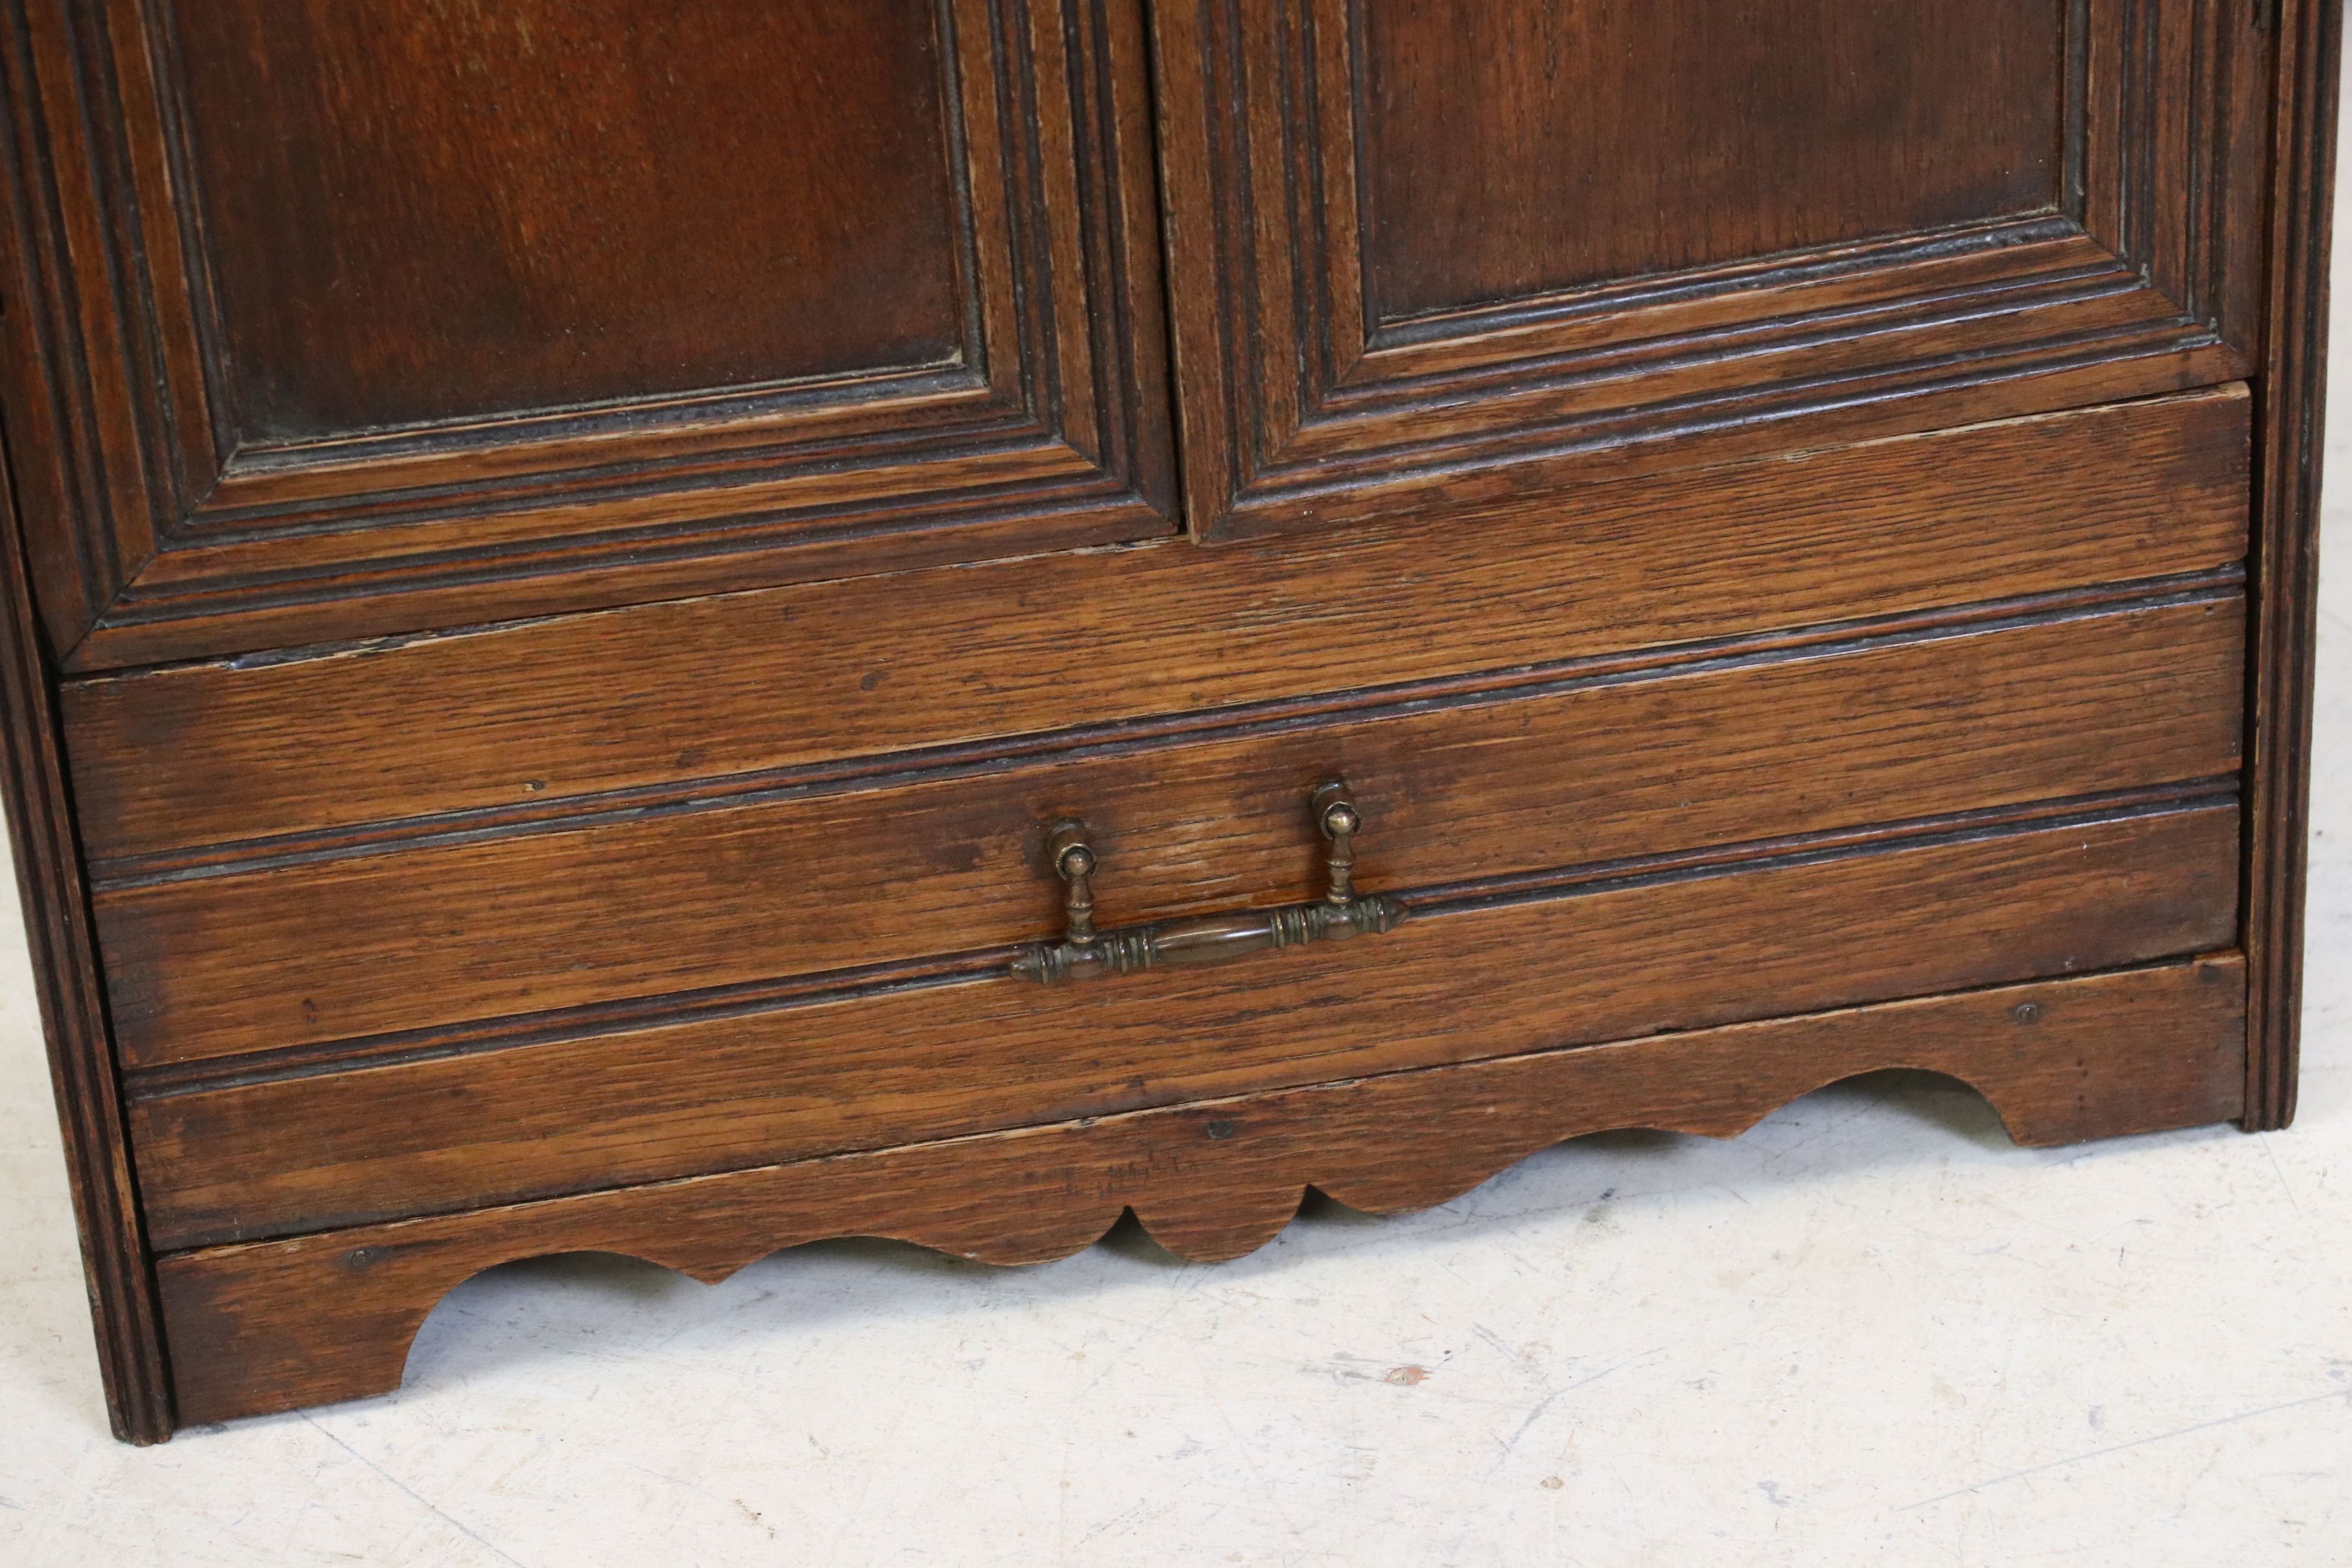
[77,386,2260,1433]
[154,957,2246,1429]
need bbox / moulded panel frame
[0,0,1178,670]
[1151,0,2280,540]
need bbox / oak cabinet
[0,0,2335,1442]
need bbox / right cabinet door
[1151,0,2274,540]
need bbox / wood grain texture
[0,3,2320,1448]
[2243,0,2343,1131]
[172,0,970,437]
[92,592,2245,1071]
[2080,0,2278,351]
[1358,0,2062,314]
[64,389,2252,864]
[0,449,171,1441]
[0,0,1175,671]
[128,801,2243,1250]
[1149,0,2270,540]
[152,958,2248,1429]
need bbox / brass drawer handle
[1013,780,1407,984]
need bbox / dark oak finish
[0,0,1174,669]
[129,800,2242,1249]
[0,0,2330,1442]
[2243,0,2344,1129]
[0,447,170,1443]
[1150,0,2275,540]
[175,0,971,439]
[64,390,2250,864]
[1358,0,2063,312]
[154,958,2248,1428]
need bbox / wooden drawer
[133,799,2242,1249]
[82,388,2255,1251]
[91,587,2242,1074]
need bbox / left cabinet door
[0,0,1175,668]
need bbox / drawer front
[94,590,2242,1070]
[133,800,2242,1249]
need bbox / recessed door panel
[0,0,1174,667]
[174,0,972,439]
[1152,0,2272,540]
[1360,0,2064,315]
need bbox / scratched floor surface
[5,204,2351,1568]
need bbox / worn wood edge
[152,958,2247,1430]
[117,780,2242,1102]
[1216,333,2242,537]
[0,435,172,1442]
[1354,214,2083,354]
[2243,0,2343,1131]
[64,499,1168,675]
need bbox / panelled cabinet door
[0,0,1173,668]
[1151,0,2274,540]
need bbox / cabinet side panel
[2245,0,2343,1129]
[0,437,169,1442]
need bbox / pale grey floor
[4,198,2350,1568]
